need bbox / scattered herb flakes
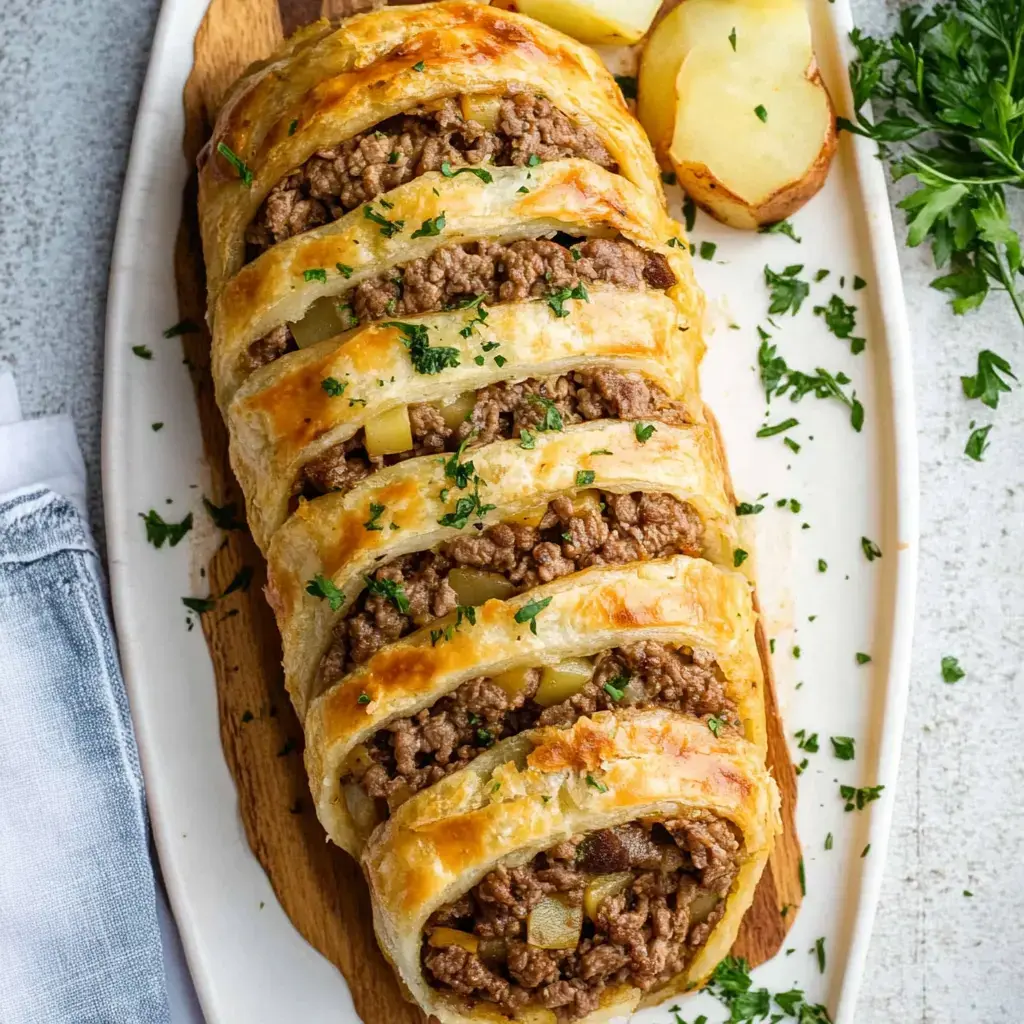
[682,195,696,233]
[861,844,871,857]
[814,937,826,973]
[861,536,882,561]
[458,296,489,338]
[964,890,973,897]
[698,240,717,260]
[754,104,768,122]
[411,213,446,238]
[759,219,801,243]
[707,715,726,737]
[241,709,254,723]
[590,448,613,456]
[792,645,801,659]
[575,469,596,487]
[585,773,608,793]
[306,573,344,610]
[529,393,564,432]
[758,340,864,431]
[288,118,299,136]
[667,236,686,248]
[634,421,656,444]
[140,510,192,548]
[733,548,749,567]
[363,203,404,237]
[440,161,494,184]
[614,75,637,100]
[517,186,530,194]
[203,497,244,531]
[182,596,215,614]
[411,60,426,71]
[818,558,828,572]
[222,566,253,596]
[303,267,327,283]
[151,422,163,431]
[321,376,347,397]
[519,428,536,450]
[764,264,810,315]
[357,692,371,705]
[814,294,865,352]
[335,262,354,279]
[163,319,198,338]
[840,783,884,811]
[795,729,819,753]
[784,436,801,453]
[603,677,627,701]
[546,283,589,318]
[965,423,992,461]
[757,417,799,438]
[363,502,386,532]
[962,350,1016,408]
[216,140,253,186]
[856,652,872,664]
[728,26,737,50]
[514,595,553,635]
[941,655,965,683]
[814,268,830,282]
[384,320,460,375]
[443,437,476,489]
[825,832,834,850]
[132,344,153,360]
[831,735,856,760]
[365,574,411,613]
[799,857,806,895]
[736,501,764,515]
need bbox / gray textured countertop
[1,0,1021,1020]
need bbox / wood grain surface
[173,1,801,1018]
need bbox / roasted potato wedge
[638,0,837,228]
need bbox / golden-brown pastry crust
[303,554,764,855]
[198,1,665,300]
[230,288,704,551]
[210,159,699,406]
[363,709,780,1024]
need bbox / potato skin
[671,65,838,230]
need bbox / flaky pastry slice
[363,709,780,1024]
[303,555,764,856]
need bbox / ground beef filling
[320,491,704,678]
[300,368,689,498]
[347,643,734,810]
[246,235,676,371]
[245,93,617,259]
[421,816,742,1020]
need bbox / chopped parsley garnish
[140,510,192,548]
[757,340,864,431]
[614,75,637,100]
[792,645,801,659]
[476,728,494,746]
[590,448,613,456]
[795,729,819,753]
[815,268,830,282]
[764,264,809,315]
[667,236,685,248]
[756,417,799,438]
[182,596,215,614]
[856,652,872,664]
[216,140,253,186]
[682,195,696,232]
[152,422,163,431]
[735,501,764,515]
[698,240,717,260]
[517,186,530,194]
[363,204,404,237]
[941,655,965,683]
[203,497,244,531]
[336,262,353,278]
[357,692,371,705]
[303,268,327,283]
[306,573,344,610]
[364,574,410,613]
[546,283,589,318]
[575,469,595,487]
[961,350,1016,409]
[132,345,152,360]
[519,428,536,450]
[633,422,656,443]
[527,154,541,167]
[814,937,826,973]
[965,423,992,461]
[288,118,298,136]
[584,773,608,793]
[784,438,802,453]
[733,548,749,567]
[321,376,347,397]
[831,736,856,760]
[707,715,726,737]
[758,219,801,243]
[222,566,253,596]
[440,161,493,183]
[814,294,865,353]
[840,783,884,811]
[458,296,489,338]
[411,60,425,71]
[388,151,399,165]
[363,502,386,531]
[754,104,768,122]
[529,394,564,432]
[163,319,199,338]
[729,26,737,49]
[818,558,827,572]
[443,436,476,489]
[411,213,446,238]
[383,320,460,375]
[514,595,553,635]
[825,832,834,851]
[602,675,628,701]
[861,536,882,561]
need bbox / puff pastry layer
[198,4,782,1020]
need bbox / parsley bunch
[840,0,1024,326]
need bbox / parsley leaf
[163,319,198,338]
[764,264,810,315]
[758,219,801,242]
[384,321,460,375]
[529,394,564,432]
[831,735,856,760]
[965,423,992,460]
[203,497,245,531]
[861,536,882,561]
[733,548,749,567]
[961,350,1016,409]
[411,213,446,238]
[585,773,608,793]
[754,104,768,122]
[440,161,493,184]
[840,783,884,811]
[306,573,344,611]
[575,469,595,487]
[363,204,404,237]
[132,345,152,360]
[321,376,347,397]
[140,510,192,548]
[519,428,536,450]
[634,421,656,443]
[303,268,327,283]
[941,655,965,683]
[735,502,764,515]
[707,715,726,737]
[363,502,386,531]
[364,574,410,613]
[182,596,215,614]
[603,676,628,701]
[216,140,253,186]
[814,294,865,354]
[546,283,589,318]
[514,595,552,635]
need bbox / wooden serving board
[173,2,802,1019]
